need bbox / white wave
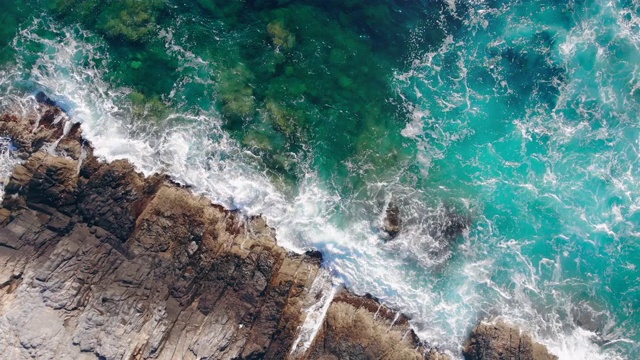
[2,4,638,359]
[393,0,640,359]
[0,137,21,199]
[0,16,473,352]
[289,271,338,357]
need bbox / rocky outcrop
[382,203,401,239]
[307,291,449,360]
[463,321,558,360]
[0,104,444,359]
[0,103,557,360]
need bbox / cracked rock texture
[0,106,444,360]
[0,105,555,360]
[463,321,558,360]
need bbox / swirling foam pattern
[0,1,637,358]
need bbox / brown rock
[382,203,401,239]
[306,290,448,360]
[0,106,455,359]
[463,321,558,360]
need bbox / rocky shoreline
[0,103,557,359]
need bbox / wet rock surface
[382,203,402,239]
[307,290,449,360]
[0,105,555,359]
[463,321,558,360]
[0,105,442,359]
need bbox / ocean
[0,0,638,359]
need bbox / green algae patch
[127,91,169,122]
[36,0,450,185]
[265,101,296,135]
[267,21,296,49]
[201,1,431,183]
[217,64,257,128]
[243,129,274,152]
[43,0,179,102]
[5,3,640,357]
[101,0,165,42]
[130,60,143,69]
[48,0,100,21]
[48,0,166,42]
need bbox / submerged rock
[571,301,607,334]
[35,91,57,108]
[440,209,469,240]
[382,202,402,239]
[463,321,558,360]
[421,207,470,263]
[0,106,452,359]
[381,200,469,246]
[429,207,470,243]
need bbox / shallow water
[0,1,638,359]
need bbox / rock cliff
[0,103,556,360]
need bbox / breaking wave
[0,1,638,358]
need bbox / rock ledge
[0,104,556,360]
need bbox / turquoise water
[0,0,639,359]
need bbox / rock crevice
[0,105,556,360]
